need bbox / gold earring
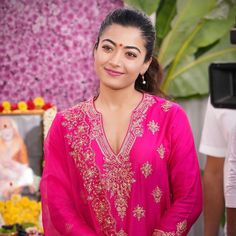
[142,74,146,85]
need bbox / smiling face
[94,24,151,91]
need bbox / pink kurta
[40,93,202,236]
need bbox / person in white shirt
[224,124,236,236]
[199,98,236,236]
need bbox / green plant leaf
[155,0,177,44]
[124,0,161,15]
[192,4,236,48]
[159,0,216,67]
[167,34,236,97]
[161,2,236,91]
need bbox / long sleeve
[156,107,202,235]
[40,113,97,236]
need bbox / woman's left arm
[154,107,203,236]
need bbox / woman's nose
[109,51,122,67]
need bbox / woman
[40,8,202,236]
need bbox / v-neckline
[91,93,145,156]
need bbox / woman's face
[94,24,151,91]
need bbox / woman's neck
[95,85,143,112]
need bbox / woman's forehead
[100,24,145,48]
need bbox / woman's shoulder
[146,94,182,113]
[59,98,92,118]
[147,94,190,128]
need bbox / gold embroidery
[102,160,135,219]
[62,104,117,235]
[133,205,145,221]
[141,161,153,178]
[152,186,162,203]
[157,144,165,159]
[62,95,156,233]
[88,94,155,220]
[148,120,160,135]
[161,100,172,112]
[153,220,187,236]
[65,223,73,233]
[153,230,175,236]
[176,220,187,235]
[117,229,128,236]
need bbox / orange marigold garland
[0,97,53,113]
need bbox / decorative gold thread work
[133,205,145,221]
[157,144,165,159]
[152,186,162,203]
[148,120,160,135]
[161,100,172,112]
[141,162,153,178]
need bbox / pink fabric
[40,93,202,236]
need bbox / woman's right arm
[40,113,97,236]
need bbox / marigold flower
[42,102,53,110]
[2,101,11,111]
[27,100,36,110]
[11,103,18,111]
[33,97,45,108]
[0,195,41,228]
[0,104,3,112]
[18,101,28,111]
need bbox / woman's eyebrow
[101,39,141,53]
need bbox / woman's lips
[104,68,125,77]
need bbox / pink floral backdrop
[0,0,123,110]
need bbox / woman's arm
[40,113,97,236]
[154,107,203,235]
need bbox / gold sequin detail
[152,186,162,203]
[65,223,73,233]
[133,205,145,221]
[161,100,172,112]
[88,94,155,220]
[103,161,135,220]
[148,120,160,134]
[141,161,153,178]
[157,144,165,159]
[117,229,128,236]
[153,220,187,236]
[153,230,175,236]
[62,104,117,235]
[176,220,187,235]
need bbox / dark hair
[96,7,166,97]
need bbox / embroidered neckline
[87,93,156,220]
[90,92,145,156]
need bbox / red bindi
[119,43,123,47]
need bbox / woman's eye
[102,45,112,52]
[126,52,137,58]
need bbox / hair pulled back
[96,7,165,96]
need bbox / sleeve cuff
[226,194,236,208]
[199,144,226,157]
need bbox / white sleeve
[225,125,236,208]
[199,98,227,157]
